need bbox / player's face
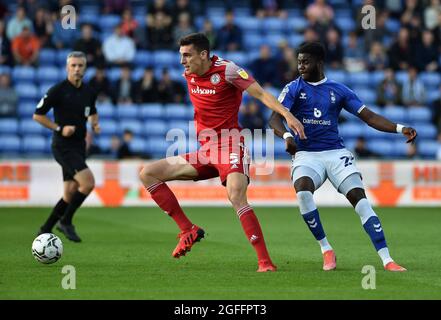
[180,44,207,75]
[66,57,86,82]
[297,53,319,82]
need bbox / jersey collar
[305,77,328,86]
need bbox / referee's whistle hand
[93,124,101,134]
[62,125,76,137]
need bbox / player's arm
[359,107,417,143]
[269,111,297,155]
[88,113,100,134]
[246,82,306,139]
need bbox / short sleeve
[342,85,365,116]
[34,85,58,115]
[277,81,297,112]
[224,61,255,91]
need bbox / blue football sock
[302,209,326,241]
[363,216,387,251]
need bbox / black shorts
[51,142,88,181]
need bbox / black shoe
[56,222,82,242]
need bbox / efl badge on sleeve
[237,68,249,80]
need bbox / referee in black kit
[33,51,100,242]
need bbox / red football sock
[237,205,271,262]
[147,182,193,231]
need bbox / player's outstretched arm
[88,113,100,134]
[268,111,297,155]
[359,107,417,143]
[246,82,306,139]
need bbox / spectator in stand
[11,26,40,66]
[430,84,441,133]
[250,0,287,18]
[172,0,195,27]
[112,65,136,105]
[146,11,173,50]
[250,45,277,88]
[120,8,138,39]
[276,46,298,87]
[200,19,216,50]
[0,19,13,66]
[6,6,33,40]
[402,66,426,107]
[89,66,112,104]
[117,129,137,159]
[325,28,343,69]
[216,10,242,52]
[366,41,388,71]
[424,0,441,30]
[434,11,441,46]
[85,131,103,158]
[32,7,53,48]
[146,0,172,27]
[302,27,319,45]
[344,32,366,72]
[103,0,129,15]
[354,136,379,159]
[415,29,439,72]
[73,23,104,67]
[157,68,186,104]
[437,133,441,160]
[401,0,424,44]
[362,10,391,50]
[135,67,158,103]
[240,99,265,132]
[173,12,195,49]
[0,73,17,117]
[376,68,402,107]
[103,24,136,67]
[306,0,334,43]
[51,10,79,49]
[388,27,414,71]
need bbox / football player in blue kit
[269,42,417,272]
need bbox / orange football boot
[257,260,277,272]
[172,225,205,258]
[384,261,407,272]
[322,250,337,271]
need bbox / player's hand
[62,125,76,137]
[284,113,306,139]
[403,126,417,143]
[285,137,297,155]
[92,123,101,134]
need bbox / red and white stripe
[237,205,252,219]
[146,181,163,194]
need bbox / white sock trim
[355,198,377,225]
[297,191,317,215]
[318,237,333,253]
[378,247,393,266]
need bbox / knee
[297,190,313,203]
[81,180,95,194]
[227,186,247,209]
[139,165,155,184]
[346,188,366,207]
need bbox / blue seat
[390,143,409,158]
[286,17,307,32]
[385,19,401,33]
[18,103,36,118]
[39,49,57,66]
[347,71,371,86]
[12,66,36,82]
[129,137,147,154]
[96,136,112,151]
[0,135,21,153]
[0,118,19,134]
[339,122,364,139]
[335,16,356,31]
[327,70,347,83]
[146,138,171,157]
[168,120,191,135]
[287,34,304,48]
[262,18,285,33]
[116,105,138,119]
[0,65,11,75]
[15,83,39,100]
[236,17,261,33]
[98,15,121,30]
[164,104,190,120]
[131,67,145,81]
[100,119,118,135]
[408,108,432,123]
[19,119,45,135]
[356,88,376,105]
[96,103,115,119]
[139,103,164,119]
[107,67,121,82]
[153,50,177,68]
[418,140,439,159]
[371,70,385,85]
[427,89,440,102]
[39,82,53,97]
[420,72,441,89]
[36,66,59,83]
[224,52,248,66]
[367,139,393,157]
[383,106,407,122]
[134,50,153,68]
[118,119,143,135]
[264,34,286,49]
[22,135,47,154]
[143,120,167,137]
[243,32,265,50]
[57,49,71,66]
[413,124,437,139]
[84,67,96,82]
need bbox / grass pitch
[1,206,440,300]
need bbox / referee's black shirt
[34,79,97,146]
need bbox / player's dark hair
[298,42,326,62]
[179,33,210,57]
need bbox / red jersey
[184,55,255,138]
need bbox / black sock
[60,191,88,225]
[41,198,68,231]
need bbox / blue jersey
[278,77,365,152]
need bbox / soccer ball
[32,233,63,264]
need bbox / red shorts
[182,139,250,186]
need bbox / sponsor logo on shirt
[191,86,216,95]
[236,68,249,79]
[302,118,331,126]
[330,90,336,103]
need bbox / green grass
[1,206,440,300]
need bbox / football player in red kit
[140,33,305,272]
